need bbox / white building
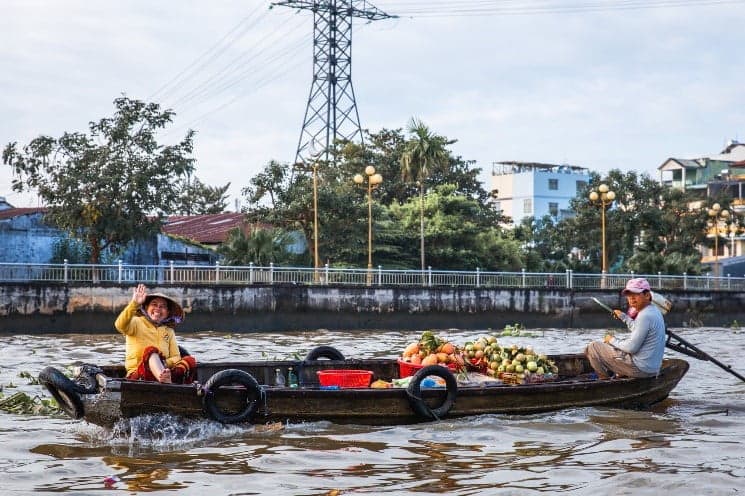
[490,162,590,226]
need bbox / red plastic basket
[397,359,458,378]
[316,369,373,388]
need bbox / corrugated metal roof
[0,207,46,220]
[0,209,256,244]
[162,213,254,244]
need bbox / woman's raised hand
[132,284,147,305]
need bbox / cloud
[2,0,744,208]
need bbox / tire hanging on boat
[304,345,345,361]
[202,369,261,424]
[71,364,104,394]
[38,366,85,419]
[406,365,458,421]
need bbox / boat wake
[74,414,284,452]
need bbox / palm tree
[400,118,450,274]
[218,227,291,266]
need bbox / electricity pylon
[272,1,395,164]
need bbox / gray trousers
[585,341,656,379]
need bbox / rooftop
[492,161,589,176]
[162,213,255,244]
[0,207,46,220]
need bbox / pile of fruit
[401,330,559,385]
[496,344,559,383]
[463,333,502,372]
[400,330,465,369]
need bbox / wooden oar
[591,297,614,315]
[591,297,745,383]
[664,329,745,383]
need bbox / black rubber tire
[406,365,458,421]
[202,369,261,424]
[72,364,103,394]
[304,345,345,361]
[39,366,85,419]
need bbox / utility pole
[272,1,395,164]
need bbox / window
[549,202,559,216]
[161,251,212,263]
[576,180,587,194]
[548,179,558,190]
[523,199,533,215]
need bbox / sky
[2,0,745,210]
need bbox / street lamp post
[354,165,383,284]
[707,203,730,280]
[311,159,319,281]
[294,144,322,282]
[588,183,616,280]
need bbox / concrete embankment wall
[1,283,743,333]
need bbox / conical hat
[143,292,185,324]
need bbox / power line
[148,2,271,102]
[373,0,745,17]
[149,7,309,137]
[162,31,310,138]
[165,16,307,110]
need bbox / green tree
[3,97,194,263]
[389,184,522,270]
[243,160,288,210]
[243,159,363,267]
[242,125,513,271]
[532,169,708,275]
[217,226,294,266]
[49,236,91,264]
[515,216,586,272]
[400,119,452,272]
[174,176,230,214]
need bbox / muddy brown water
[1,327,744,495]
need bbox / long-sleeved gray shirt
[610,304,666,374]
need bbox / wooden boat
[39,346,690,428]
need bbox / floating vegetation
[19,370,41,385]
[0,369,60,416]
[0,391,60,415]
[500,323,538,338]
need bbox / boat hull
[51,354,688,428]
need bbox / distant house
[0,196,15,211]
[159,213,253,265]
[0,202,249,265]
[658,140,745,193]
[490,162,590,226]
[657,141,745,277]
[0,202,306,265]
[0,204,56,263]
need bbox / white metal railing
[0,261,744,291]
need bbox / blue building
[0,199,230,265]
[490,162,590,226]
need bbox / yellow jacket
[114,300,180,375]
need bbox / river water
[1,327,743,495]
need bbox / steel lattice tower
[273,1,395,164]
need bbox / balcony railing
[0,261,743,291]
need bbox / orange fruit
[403,342,419,357]
[440,342,455,355]
[421,354,439,366]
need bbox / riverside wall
[1,282,743,334]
